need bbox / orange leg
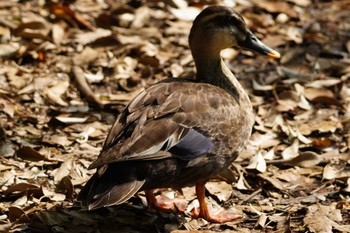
[192,182,242,223]
[145,190,187,213]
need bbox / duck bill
[238,31,280,59]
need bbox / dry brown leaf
[8,206,31,223]
[205,181,232,202]
[282,139,299,160]
[0,0,349,231]
[55,116,89,124]
[263,148,275,160]
[0,43,19,57]
[304,204,350,233]
[249,132,280,149]
[114,56,137,79]
[0,99,15,117]
[0,170,15,187]
[306,79,341,88]
[247,152,266,173]
[13,21,50,41]
[0,141,15,158]
[258,174,286,191]
[74,28,112,45]
[53,159,74,183]
[56,176,74,200]
[252,79,273,91]
[286,27,303,44]
[169,7,200,21]
[235,173,248,190]
[12,195,28,207]
[45,78,69,106]
[344,178,350,192]
[285,151,322,167]
[84,70,104,83]
[4,183,42,196]
[42,135,72,147]
[51,23,65,45]
[73,47,99,66]
[323,164,350,180]
[275,168,315,189]
[131,6,150,29]
[75,126,96,143]
[298,120,341,135]
[51,4,94,30]
[304,87,334,101]
[287,0,311,7]
[250,0,298,17]
[276,91,299,112]
[16,146,47,161]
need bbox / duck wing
[89,79,237,170]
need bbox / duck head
[189,6,280,59]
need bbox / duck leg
[192,182,242,223]
[145,190,187,213]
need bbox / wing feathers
[90,81,235,169]
[170,128,214,159]
[88,180,145,210]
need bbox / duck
[78,5,280,223]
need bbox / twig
[72,66,104,106]
[238,188,262,205]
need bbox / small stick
[238,188,262,205]
[72,66,104,106]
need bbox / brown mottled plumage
[79,6,280,223]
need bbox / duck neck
[193,51,251,110]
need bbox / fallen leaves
[304,204,350,233]
[0,0,349,232]
[45,77,70,106]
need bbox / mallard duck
[79,6,280,223]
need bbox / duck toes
[78,6,280,223]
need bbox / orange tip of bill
[267,50,281,59]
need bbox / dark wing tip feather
[87,180,145,210]
[78,165,145,210]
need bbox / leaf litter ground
[0,0,349,232]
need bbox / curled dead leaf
[45,78,69,106]
[16,146,47,161]
[9,206,31,223]
[323,164,350,180]
[55,116,88,124]
[285,151,322,167]
[235,173,248,190]
[53,159,74,183]
[74,28,112,45]
[282,139,299,160]
[56,176,74,200]
[247,152,266,173]
[4,183,43,197]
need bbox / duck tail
[78,165,145,210]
